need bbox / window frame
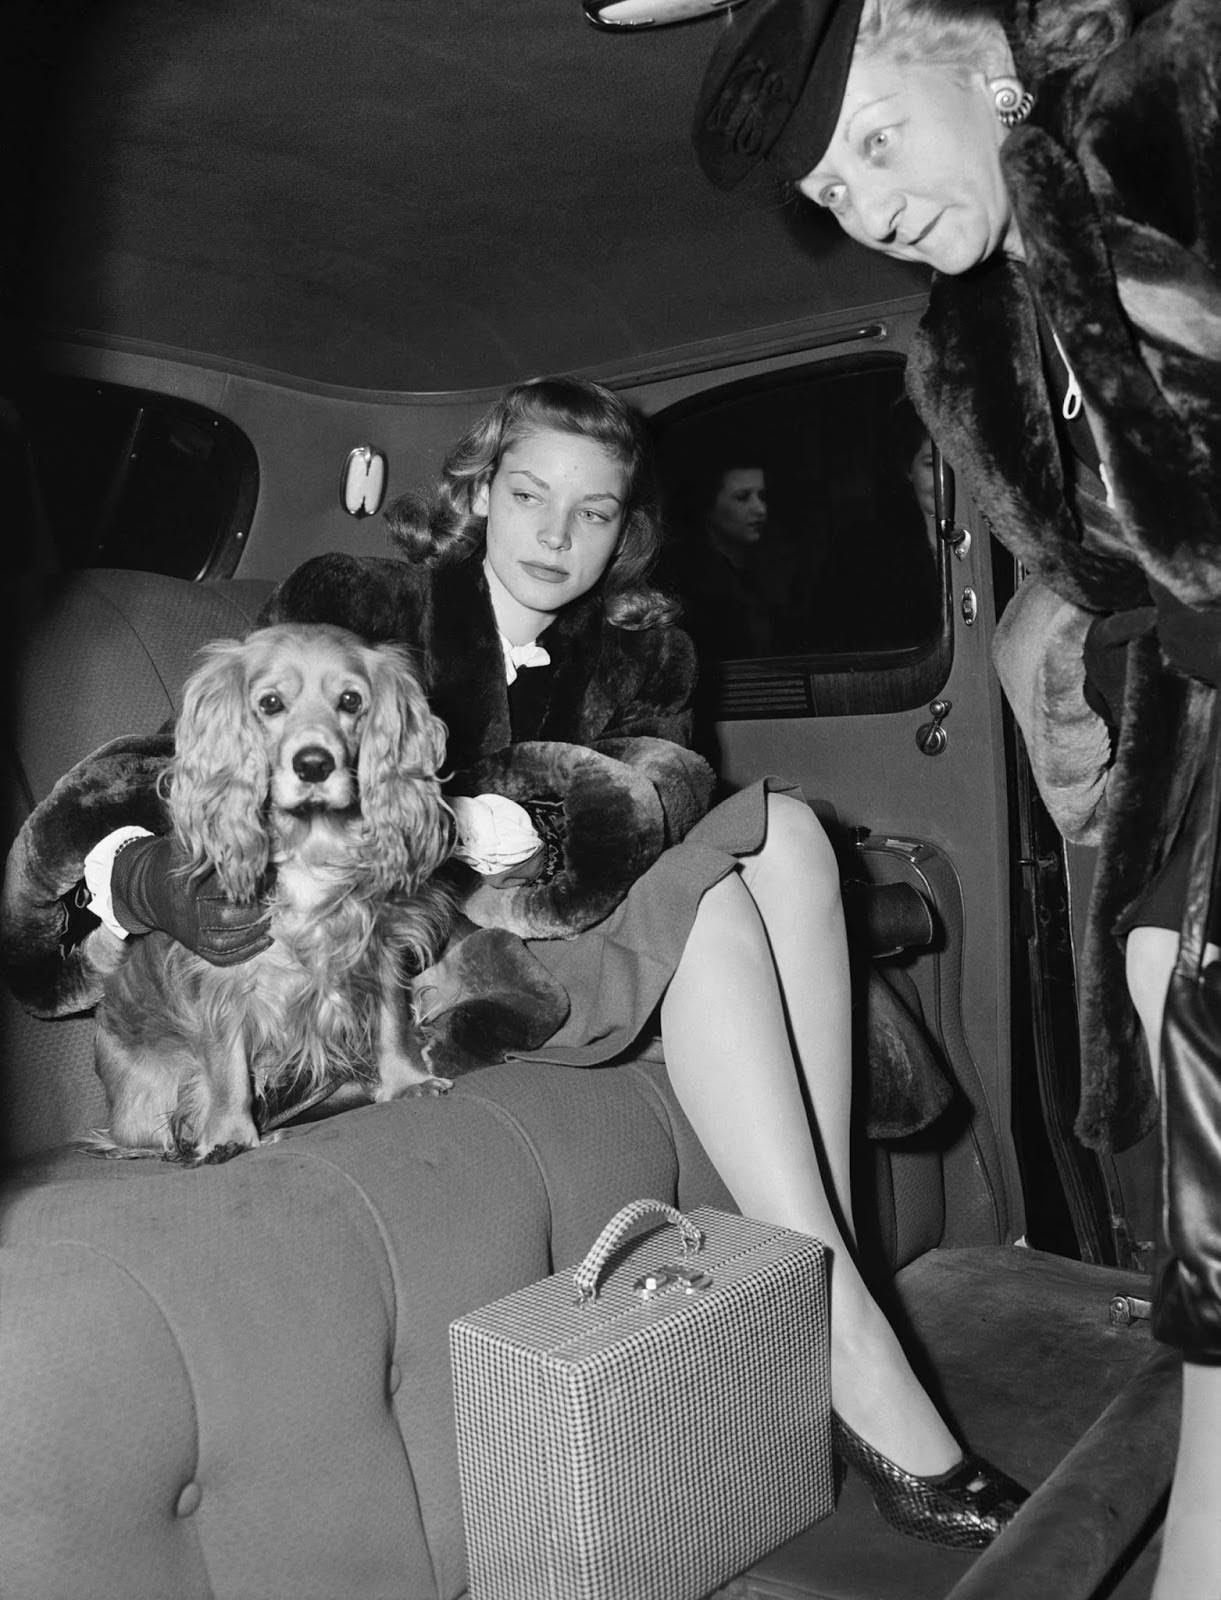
[21,376,259,581]
[652,354,953,721]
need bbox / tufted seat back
[2,569,275,1159]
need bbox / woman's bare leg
[735,795,856,1223]
[661,796,960,1474]
[1128,924,1221,1600]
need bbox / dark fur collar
[910,0,1221,614]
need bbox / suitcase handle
[574,1199,704,1303]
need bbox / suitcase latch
[634,1264,714,1300]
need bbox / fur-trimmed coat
[906,0,1221,1152]
[0,547,715,1077]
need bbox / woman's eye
[257,692,284,715]
[338,689,363,714]
[816,182,846,211]
[865,128,891,157]
[512,490,539,505]
[579,508,609,523]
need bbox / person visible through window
[671,456,813,658]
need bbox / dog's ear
[358,642,453,894]
[168,638,272,901]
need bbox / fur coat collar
[907,0,1221,1151]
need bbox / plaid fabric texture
[451,1206,833,1600]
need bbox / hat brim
[692,0,865,190]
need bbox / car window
[20,377,258,580]
[653,357,948,718]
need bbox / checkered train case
[450,1199,834,1600]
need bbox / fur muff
[454,741,668,940]
[907,0,1221,1152]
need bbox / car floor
[716,1245,1172,1600]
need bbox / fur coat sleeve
[0,733,174,1015]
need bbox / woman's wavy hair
[855,0,1131,83]
[385,376,677,630]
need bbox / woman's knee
[756,792,840,889]
[685,872,769,962]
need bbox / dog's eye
[338,690,363,714]
[257,692,285,716]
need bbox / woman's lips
[520,562,569,583]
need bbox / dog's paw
[196,1140,256,1166]
[172,1107,260,1164]
[399,1075,453,1099]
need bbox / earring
[994,80,1034,128]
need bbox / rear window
[19,376,258,580]
[653,357,949,718]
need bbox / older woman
[694,0,1220,1591]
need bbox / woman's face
[474,427,628,633]
[707,467,768,547]
[797,55,1018,275]
[909,434,936,520]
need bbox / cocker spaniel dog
[92,622,455,1162]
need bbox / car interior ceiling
[8,0,927,390]
[2,5,1176,1597]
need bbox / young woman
[262,377,1025,1542]
[694,1,1221,1591]
[7,375,1027,1547]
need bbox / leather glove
[111,835,272,965]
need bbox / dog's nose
[292,746,336,784]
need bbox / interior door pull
[916,699,952,756]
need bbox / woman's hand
[449,794,544,878]
[111,835,272,965]
[454,742,667,939]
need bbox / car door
[620,295,1047,1260]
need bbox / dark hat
[693,0,866,189]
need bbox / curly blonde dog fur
[92,623,455,1162]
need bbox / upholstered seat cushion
[0,1058,731,1600]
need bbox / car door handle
[916,698,952,756]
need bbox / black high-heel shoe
[832,1414,1029,1549]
